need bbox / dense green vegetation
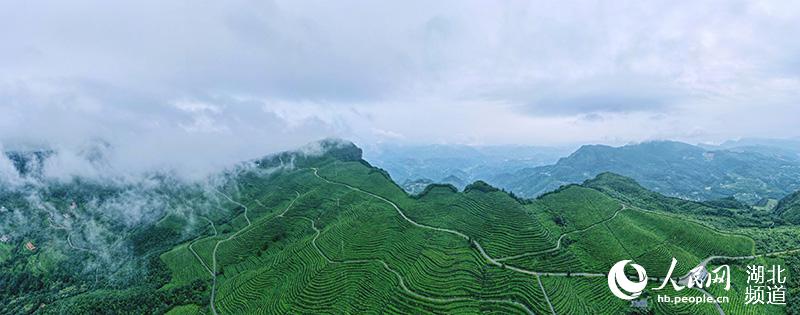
[584,172,777,228]
[2,140,797,314]
[776,191,800,225]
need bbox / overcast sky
[2,0,800,174]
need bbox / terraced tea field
[154,155,786,314]
[5,142,797,314]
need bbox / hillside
[776,190,800,225]
[0,140,795,314]
[490,140,800,203]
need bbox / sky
[2,0,800,176]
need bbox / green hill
[490,140,800,203]
[776,190,800,224]
[1,140,794,314]
[583,172,775,228]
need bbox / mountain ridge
[490,140,800,203]
[1,139,797,314]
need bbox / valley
[377,141,800,205]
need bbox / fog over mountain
[5,1,800,314]
[0,138,346,298]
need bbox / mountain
[490,140,800,203]
[696,138,800,166]
[709,138,800,161]
[583,172,771,228]
[362,143,574,191]
[1,140,796,314]
[0,139,366,314]
[776,190,800,225]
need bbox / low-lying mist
[0,138,336,289]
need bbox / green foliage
[2,143,794,314]
[703,196,750,210]
[584,172,773,229]
[411,183,459,199]
[536,185,621,231]
[131,225,181,256]
[776,190,800,224]
[464,180,501,193]
[43,280,208,315]
[784,254,800,314]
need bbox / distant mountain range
[362,143,575,191]
[489,140,800,203]
[702,137,800,161]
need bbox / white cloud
[0,0,799,166]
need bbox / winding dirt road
[299,216,535,314]
[496,205,628,262]
[188,167,800,314]
[311,168,552,313]
[205,188,300,315]
[310,167,800,315]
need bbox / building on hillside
[25,242,36,251]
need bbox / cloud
[1,0,799,158]
[0,79,342,179]
[0,144,23,186]
[507,76,687,115]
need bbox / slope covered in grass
[3,140,789,314]
[776,190,800,224]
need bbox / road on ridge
[310,167,800,315]
[199,188,300,315]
